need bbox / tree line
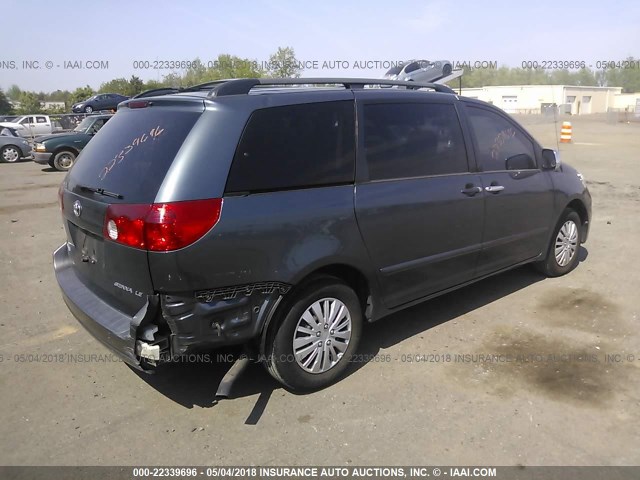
[460,59,640,91]
[1,50,638,115]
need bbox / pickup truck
[33,114,112,171]
[0,115,62,137]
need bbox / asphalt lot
[0,115,639,466]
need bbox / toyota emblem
[73,200,82,217]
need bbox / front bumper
[33,151,53,165]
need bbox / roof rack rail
[129,80,258,100]
[206,77,456,97]
[128,78,457,100]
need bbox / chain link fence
[606,107,640,124]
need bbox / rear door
[61,100,204,315]
[94,94,107,110]
[462,103,554,276]
[103,94,117,110]
[354,95,484,308]
[34,115,50,135]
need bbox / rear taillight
[103,199,222,251]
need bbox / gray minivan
[54,78,591,391]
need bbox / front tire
[264,277,362,391]
[0,145,21,163]
[535,210,582,277]
[52,150,76,171]
[84,105,93,113]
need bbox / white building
[42,101,65,110]
[459,85,639,115]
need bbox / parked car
[0,115,18,122]
[0,127,32,163]
[33,114,112,171]
[384,59,453,82]
[0,114,60,137]
[71,93,129,113]
[53,77,591,392]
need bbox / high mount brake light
[128,101,150,109]
[103,199,223,251]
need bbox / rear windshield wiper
[78,184,123,199]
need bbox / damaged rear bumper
[53,244,287,368]
[159,284,287,358]
[53,244,152,370]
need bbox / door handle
[461,185,483,196]
[485,185,505,193]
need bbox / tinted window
[363,103,468,181]
[404,62,420,73]
[226,101,355,193]
[90,118,107,134]
[36,116,46,123]
[466,106,536,171]
[68,108,200,202]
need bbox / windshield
[0,127,17,136]
[385,62,406,75]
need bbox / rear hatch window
[67,103,202,203]
[60,101,203,315]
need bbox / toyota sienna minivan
[54,78,591,391]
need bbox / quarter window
[363,103,468,181]
[466,106,537,171]
[226,101,355,193]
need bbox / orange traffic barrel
[560,121,572,143]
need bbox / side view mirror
[505,153,535,171]
[542,148,561,170]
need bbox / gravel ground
[0,115,638,466]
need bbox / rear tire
[0,145,21,163]
[535,210,582,277]
[264,276,362,391]
[52,150,76,171]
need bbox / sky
[2,0,639,92]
